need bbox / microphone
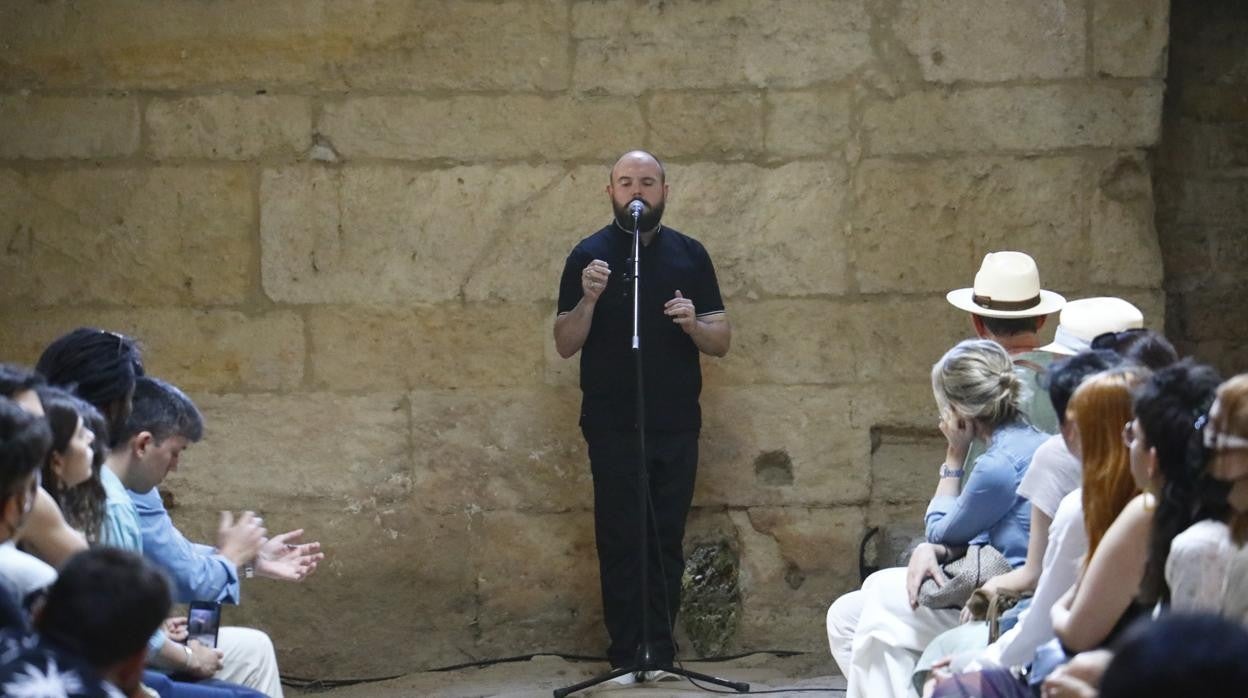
[628,199,644,219]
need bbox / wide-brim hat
[946,251,1066,319]
[1038,297,1145,355]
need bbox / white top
[1167,519,1235,614]
[1221,544,1248,624]
[979,489,1088,669]
[1017,435,1081,518]
[0,540,57,599]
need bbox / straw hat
[946,251,1066,319]
[1038,297,1145,355]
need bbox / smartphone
[186,601,222,649]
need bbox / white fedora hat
[946,251,1066,319]
[1039,297,1145,355]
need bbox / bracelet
[182,643,193,670]
[939,465,964,479]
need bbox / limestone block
[1165,177,1248,228]
[701,299,857,386]
[1088,154,1165,287]
[697,387,869,507]
[646,92,764,158]
[1092,0,1170,78]
[169,500,477,676]
[765,89,854,158]
[308,304,546,391]
[735,507,865,608]
[543,329,581,389]
[572,0,872,94]
[147,95,311,160]
[0,95,138,159]
[848,296,968,383]
[408,387,592,514]
[166,392,412,507]
[1156,225,1215,291]
[1214,227,1248,286]
[849,382,941,433]
[869,427,946,505]
[320,96,642,162]
[1176,85,1248,123]
[0,167,254,306]
[0,1,327,89]
[864,84,1164,155]
[472,511,602,657]
[734,604,828,653]
[664,161,850,297]
[323,0,569,91]
[866,500,931,568]
[1174,289,1248,343]
[1170,2,1248,85]
[0,309,304,393]
[260,164,605,305]
[893,0,1085,83]
[850,157,1087,294]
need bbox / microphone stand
[554,208,748,697]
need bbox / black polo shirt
[558,222,725,432]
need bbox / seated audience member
[36,386,104,541]
[37,328,145,445]
[0,397,53,632]
[926,366,1147,696]
[108,376,323,697]
[946,252,1067,469]
[0,364,87,569]
[64,396,112,545]
[1097,613,1248,698]
[0,548,170,698]
[1034,360,1223,696]
[1171,374,1248,617]
[828,339,1048,697]
[31,329,147,570]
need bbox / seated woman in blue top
[827,339,1048,698]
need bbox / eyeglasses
[1122,420,1139,448]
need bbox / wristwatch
[939,465,965,479]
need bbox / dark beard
[614,198,665,233]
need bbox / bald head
[610,150,666,185]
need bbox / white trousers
[217,626,283,697]
[826,567,959,698]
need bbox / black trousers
[583,426,699,668]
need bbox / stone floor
[286,652,845,697]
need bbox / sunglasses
[1091,328,1147,351]
[1197,413,1248,452]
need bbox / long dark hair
[1135,359,1225,606]
[37,386,108,543]
[36,328,143,448]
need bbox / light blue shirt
[99,466,166,657]
[926,421,1048,567]
[99,466,143,553]
[129,487,240,605]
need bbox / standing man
[555,151,731,675]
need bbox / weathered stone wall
[1155,1,1248,376]
[0,0,1169,677]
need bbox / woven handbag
[917,544,1013,610]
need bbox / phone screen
[187,602,222,649]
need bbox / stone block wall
[1155,1,1248,376]
[0,0,1169,677]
